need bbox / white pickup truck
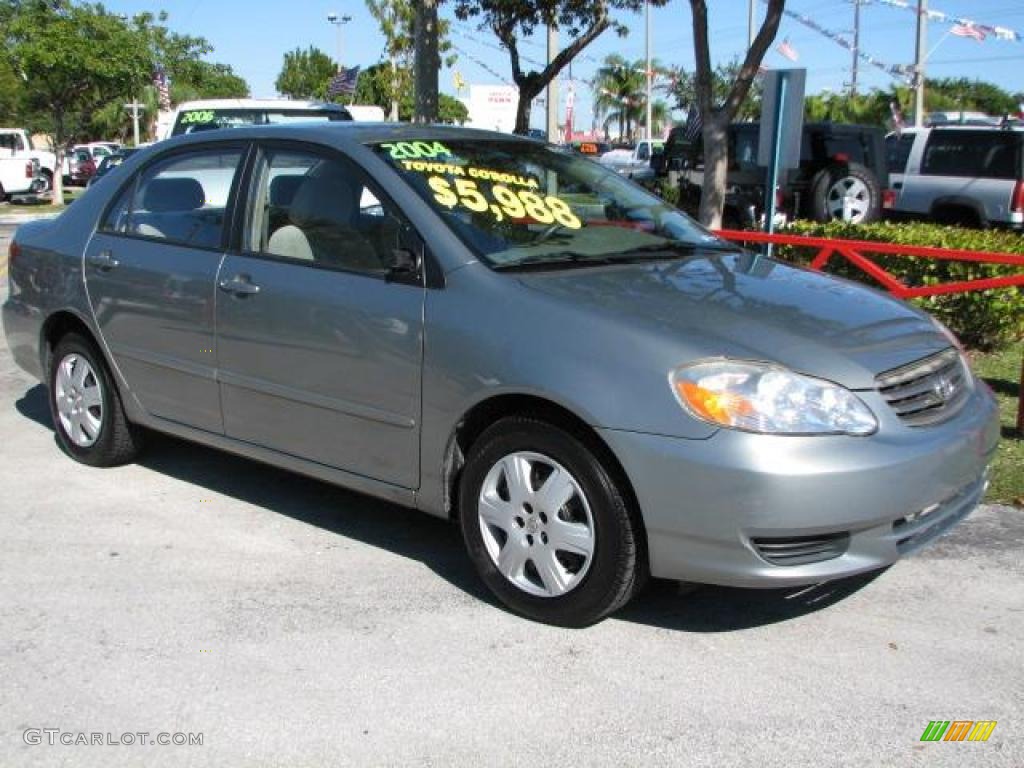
[0,129,57,193]
[0,155,43,200]
[598,139,664,181]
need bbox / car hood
[514,251,949,390]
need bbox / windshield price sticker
[180,110,215,125]
[427,176,582,229]
[381,141,452,160]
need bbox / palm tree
[593,54,645,142]
[593,55,673,141]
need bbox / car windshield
[171,108,349,136]
[371,138,724,269]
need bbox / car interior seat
[267,172,381,270]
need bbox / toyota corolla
[2,124,999,626]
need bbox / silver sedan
[2,124,999,625]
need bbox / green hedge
[767,221,1024,351]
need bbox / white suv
[887,126,1023,229]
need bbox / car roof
[158,122,542,151]
[172,98,349,111]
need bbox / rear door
[84,144,246,432]
[214,143,426,488]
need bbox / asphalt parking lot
[0,227,1021,767]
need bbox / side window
[919,131,1011,178]
[103,148,243,248]
[247,148,417,277]
[886,134,914,174]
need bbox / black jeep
[655,122,893,226]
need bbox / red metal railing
[715,229,1024,433]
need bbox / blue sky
[103,0,1024,129]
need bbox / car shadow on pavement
[615,570,886,632]
[16,382,884,632]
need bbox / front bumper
[599,386,1000,587]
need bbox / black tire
[808,161,881,224]
[459,417,642,627]
[48,332,142,467]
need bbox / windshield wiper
[490,241,742,272]
[613,241,743,258]
[490,252,617,272]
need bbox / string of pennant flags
[869,0,1022,43]
[763,0,912,80]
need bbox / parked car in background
[162,98,352,140]
[661,122,893,227]
[61,143,117,184]
[0,128,58,193]
[598,139,664,182]
[67,148,97,185]
[86,148,139,188]
[3,123,998,626]
[887,125,1023,229]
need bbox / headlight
[670,360,877,435]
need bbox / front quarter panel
[417,262,719,517]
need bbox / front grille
[752,532,850,566]
[875,348,970,427]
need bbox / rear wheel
[809,162,880,224]
[459,417,642,626]
[48,333,142,466]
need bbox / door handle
[88,249,119,271]
[218,274,261,297]
[893,182,903,190]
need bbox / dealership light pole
[327,12,352,71]
[546,24,559,141]
[644,0,652,142]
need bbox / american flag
[327,66,361,98]
[683,104,703,143]
[153,68,171,111]
[776,38,799,62]
[951,24,986,42]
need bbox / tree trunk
[688,0,784,227]
[414,0,439,123]
[51,111,64,207]
[389,56,400,122]
[697,113,729,229]
[513,87,536,134]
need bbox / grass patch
[972,341,1023,507]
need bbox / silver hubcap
[478,451,596,598]
[827,176,871,222]
[54,353,103,447]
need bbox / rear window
[921,130,1022,179]
[886,133,915,174]
[171,108,350,137]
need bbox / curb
[0,213,59,225]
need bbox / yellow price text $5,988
[427,176,582,229]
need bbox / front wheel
[459,417,643,626]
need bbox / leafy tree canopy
[276,46,338,101]
[354,61,468,124]
[452,0,668,133]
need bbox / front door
[215,145,425,488]
[84,145,246,433]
